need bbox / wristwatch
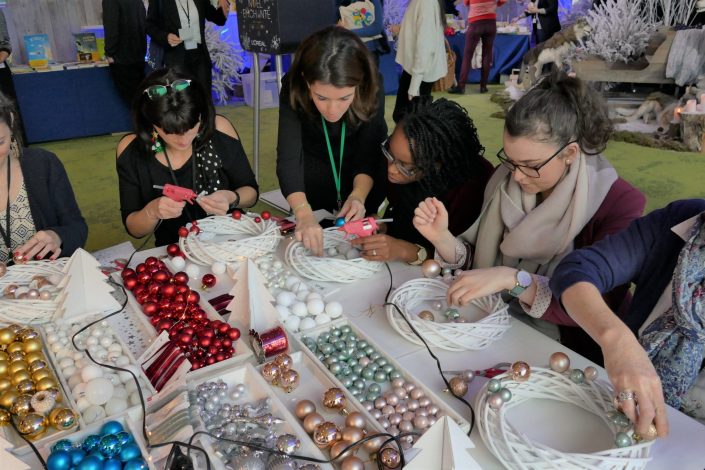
[508,270,532,297]
[409,244,428,266]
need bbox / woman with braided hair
[351,97,493,264]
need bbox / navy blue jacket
[20,148,88,257]
[550,199,705,335]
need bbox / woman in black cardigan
[0,93,87,263]
[146,0,229,94]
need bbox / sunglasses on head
[143,79,192,100]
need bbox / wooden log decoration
[680,112,705,153]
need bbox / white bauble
[300,317,317,331]
[291,302,308,317]
[185,263,200,279]
[276,291,296,307]
[129,391,142,406]
[85,378,114,405]
[306,292,322,301]
[75,397,91,412]
[63,366,77,378]
[284,316,301,332]
[112,387,128,399]
[285,276,302,290]
[315,314,332,325]
[295,289,310,301]
[275,305,291,321]
[105,397,129,415]
[81,364,103,382]
[345,248,361,260]
[306,299,325,316]
[171,256,186,270]
[83,405,107,424]
[325,301,343,319]
[114,355,131,367]
[211,261,226,275]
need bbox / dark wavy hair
[132,68,216,156]
[0,92,23,149]
[400,97,485,194]
[505,72,613,154]
[288,26,380,127]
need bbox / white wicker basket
[284,228,382,283]
[179,214,281,265]
[385,278,511,351]
[476,366,654,469]
[0,259,67,324]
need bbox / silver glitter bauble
[275,433,301,454]
[267,455,298,470]
[230,455,266,470]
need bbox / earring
[151,130,164,155]
[9,138,20,160]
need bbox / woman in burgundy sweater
[414,74,646,362]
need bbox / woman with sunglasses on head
[277,26,387,256]
[117,69,258,247]
[350,97,493,264]
[413,73,646,362]
[0,92,86,263]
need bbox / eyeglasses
[143,79,192,100]
[381,138,418,178]
[496,141,576,178]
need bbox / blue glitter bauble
[103,459,122,470]
[88,451,106,461]
[115,431,133,446]
[47,450,71,470]
[75,455,103,470]
[123,458,148,470]
[81,435,102,453]
[51,439,74,453]
[98,434,122,458]
[119,443,142,462]
[335,217,346,227]
[68,448,87,466]
[99,421,124,436]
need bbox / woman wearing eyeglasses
[277,27,387,256]
[413,73,646,362]
[116,69,258,246]
[350,98,493,264]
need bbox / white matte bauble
[275,305,291,321]
[72,383,87,399]
[114,356,131,367]
[83,405,107,424]
[345,248,361,260]
[276,291,296,307]
[211,261,226,275]
[105,397,129,415]
[185,263,200,279]
[59,358,74,369]
[171,256,186,270]
[72,352,84,361]
[104,374,121,386]
[284,316,301,332]
[285,276,302,290]
[86,336,98,347]
[325,301,343,318]
[307,299,325,316]
[46,334,58,344]
[295,289,310,301]
[315,314,331,325]
[117,370,133,383]
[90,328,103,338]
[100,337,113,348]
[81,364,104,382]
[112,387,128,399]
[291,302,308,317]
[124,380,138,394]
[108,343,123,353]
[129,391,141,406]
[63,366,77,378]
[306,292,322,301]
[76,397,91,412]
[85,378,114,405]
[300,317,317,331]
[107,351,122,362]
[68,374,83,389]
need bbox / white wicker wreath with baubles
[284,228,382,283]
[385,277,511,351]
[0,259,68,324]
[476,354,656,469]
[178,213,281,265]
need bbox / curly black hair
[400,97,486,195]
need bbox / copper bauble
[49,408,78,430]
[17,413,46,437]
[303,412,324,434]
[0,409,10,425]
[448,376,468,397]
[421,259,442,278]
[380,447,401,468]
[510,361,531,382]
[273,353,293,371]
[10,394,32,416]
[362,436,385,454]
[312,421,340,448]
[548,352,570,373]
[11,370,31,385]
[294,399,316,419]
[323,387,347,412]
[16,379,35,395]
[340,456,365,470]
[0,390,18,408]
[345,411,365,429]
[262,362,280,384]
[418,310,435,321]
[35,377,57,392]
[584,366,598,382]
[278,369,300,393]
[21,339,42,354]
[341,426,365,444]
[330,440,354,460]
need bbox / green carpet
[34,84,705,252]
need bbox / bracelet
[145,206,159,221]
[291,202,311,213]
[228,190,241,211]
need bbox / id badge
[179,25,200,50]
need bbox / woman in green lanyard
[277,26,388,256]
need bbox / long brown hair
[288,26,380,127]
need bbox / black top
[103,0,147,65]
[536,0,561,37]
[385,157,494,255]
[19,148,88,257]
[117,130,258,246]
[146,0,227,64]
[276,73,388,215]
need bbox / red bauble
[217,323,230,335]
[206,357,216,365]
[133,285,147,298]
[231,210,242,220]
[261,211,271,220]
[178,227,189,238]
[150,316,162,327]
[199,328,215,339]
[186,291,200,304]
[123,276,138,291]
[135,263,147,274]
[207,346,219,356]
[166,244,180,257]
[227,328,241,341]
[147,281,162,296]
[173,294,186,304]
[160,283,177,298]
[122,268,136,280]
[254,217,262,223]
[137,272,152,285]
[190,361,201,370]
[158,298,172,311]
[172,301,186,313]
[153,270,169,284]
[156,318,175,332]
[224,351,233,360]
[145,256,159,267]
[222,338,232,348]
[142,302,159,317]
[177,333,193,346]
[201,274,217,289]
[189,225,201,234]
[135,292,149,305]
[182,327,195,336]
[173,272,189,286]
[198,336,212,348]
[216,353,225,362]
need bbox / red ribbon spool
[250,326,288,363]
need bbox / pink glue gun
[153,184,198,204]
[337,217,393,238]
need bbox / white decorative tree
[206,22,246,104]
[643,0,698,26]
[227,258,279,332]
[405,416,482,470]
[584,0,657,63]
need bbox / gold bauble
[18,329,39,342]
[24,351,44,364]
[7,342,24,354]
[8,351,24,362]
[0,390,19,408]
[21,339,42,354]
[31,370,51,382]
[0,328,14,345]
[28,360,47,374]
[0,351,8,361]
[0,378,11,392]
[633,423,659,443]
[448,376,468,397]
[8,360,28,375]
[0,409,10,425]
[0,360,8,376]
[11,370,31,385]
[16,379,35,395]
[17,413,46,438]
[10,394,32,416]
[322,387,347,412]
[49,408,78,431]
[35,377,57,392]
[7,325,21,334]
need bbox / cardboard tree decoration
[226,258,280,332]
[405,416,482,470]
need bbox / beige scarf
[461,153,618,276]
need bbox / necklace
[321,116,346,211]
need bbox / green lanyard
[321,116,346,210]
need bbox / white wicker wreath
[284,228,382,283]
[476,365,655,469]
[0,259,68,324]
[179,214,281,265]
[385,278,511,351]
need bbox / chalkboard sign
[235,0,335,55]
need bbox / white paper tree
[0,435,31,470]
[405,416,482,470]
[53,248,123,323]
[226,258,280,332]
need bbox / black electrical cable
[382,262,476,436]
[3,412,48,468]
